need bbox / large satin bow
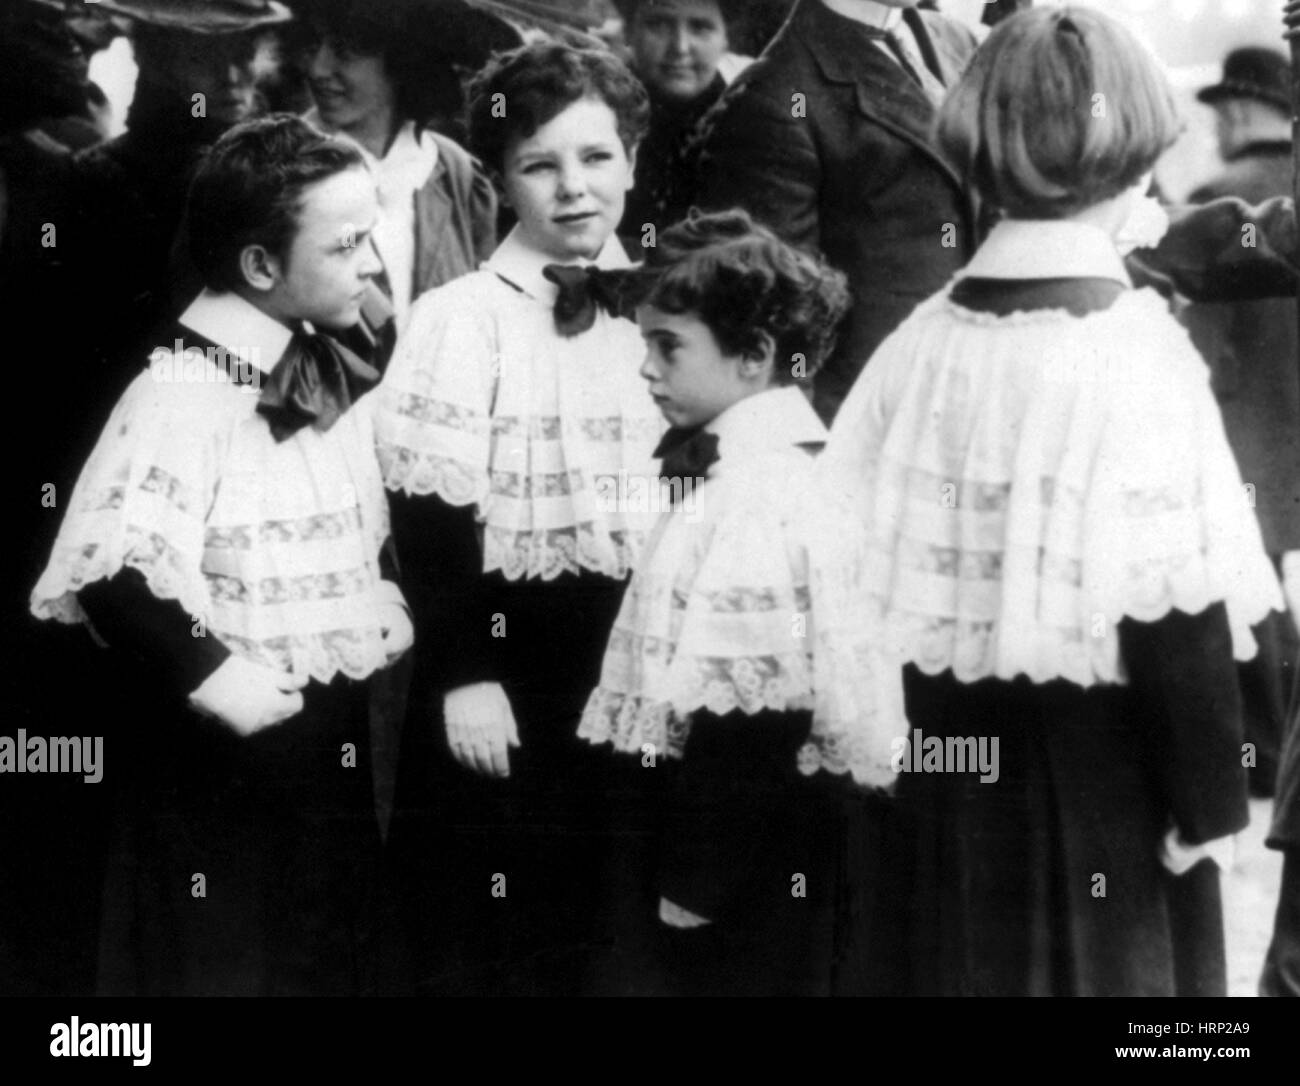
[655,426,720,501]
[256,328,381,443]
[542,263,638,337]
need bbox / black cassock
[833,276,1251,998]
[385,491,630,996]
[76,568,401,996]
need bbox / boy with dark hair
[579,208,850,995]
[31,114,412,995]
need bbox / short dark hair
[637,209,849,386]
[292,0,522,133]
[465,39,650,177]
[936,6,1182,218]
[187,113,365,292]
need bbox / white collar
[485,226,633,305]
[961,219,1132,285]
[706,386,827,462]
[304,110,438,205]
[179,289,295,376]
[820,0,908,31]
[364,121,438,206]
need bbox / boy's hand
[444,682,519,778]
[1285,1,1300,38]
[659,897,713,929]
[188,657,308,737]
[378,601,414,663]
[1158,827,1236,876]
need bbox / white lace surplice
[375,228,666,580]
[579,387,839,765]
[809,276,1283,787]
[31,298,401,683]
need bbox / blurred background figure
[291,0,512,337]
[64,0,292,435]
[62,2,132,143]
[1181,46,1300,802]
[614,0,738,239]
[292,0,521,147]
[612,0,797,242]
[1,0,119,582]
[1,0,112,154]
[0,0,132,999]
[689,0,982,426]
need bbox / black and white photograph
[0,0,1295,1064]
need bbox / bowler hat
[94,0,293,34]
[1198,46,1290,114]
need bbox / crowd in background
[2,0,1300,999]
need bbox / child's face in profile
[267,165,383,331]
[501,96,636,262]
[637,305,767,429]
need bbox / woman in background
[614,0,743,241]
[295,0,513,340]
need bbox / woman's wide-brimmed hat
[93,0,293,34]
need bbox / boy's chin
[538,223,614,262]
[659,404,699,429]
[310,309,363,332]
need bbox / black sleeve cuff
[388,490,499,693]
[1118,602,1250,845]
[77,567,231,695]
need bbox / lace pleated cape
[30,364,402,683]
[373,246,666,582]
[807,285,1283,786]
[578,387,838,766]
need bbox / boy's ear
[238,243,280,293]
[624,142,639,190]
[740,331,777,378]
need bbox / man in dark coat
[689,0,979,422]
[1182,46,1300,802]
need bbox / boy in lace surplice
[578,210,853,995]
[30,116,412,995]
[811,8,1281,996]
[374,41,665,995]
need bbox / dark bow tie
[542,264,636,337]
[655,426,720,500]
[256,328,380,443]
